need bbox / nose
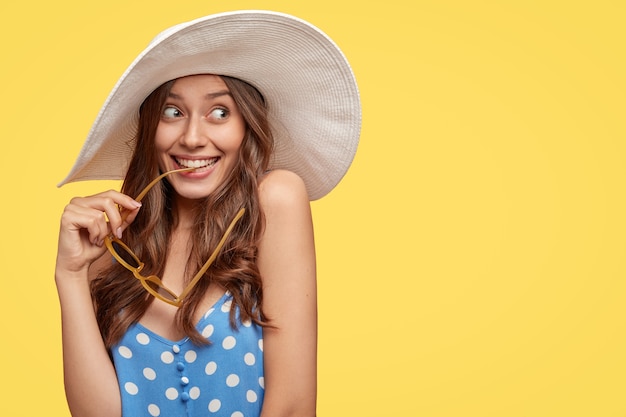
[179,116,208,149]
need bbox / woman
[55,11,360,417]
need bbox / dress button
[177,362,185,371]
[181,376,189,386]
[180,392,190,402]
[172,344,181,353]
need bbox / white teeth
[175,158,218,168]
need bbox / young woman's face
[155,74,246,201]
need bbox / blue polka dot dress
[111,292,265,417]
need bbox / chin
[177,189,217,201]
[169,175,226,202]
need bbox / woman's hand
[56,190,142,277]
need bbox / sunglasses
[104,168,245,307]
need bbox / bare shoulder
[258,169,309,213]
[256,169,314,266]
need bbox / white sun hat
[58,10,361,200]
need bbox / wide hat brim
[58,10,361,200]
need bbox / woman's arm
[55,191,141,417]
[257,170,318,417]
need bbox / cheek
[232,130,246,152]
[224,112,246,151]
[231,120,247,149]
[154,124,180,152]
[216,124,246,152]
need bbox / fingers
[119,206,141,236]
[62,203,109,246]
[57,190,142,276]
[100,192,142,239]
[65,190,141,244]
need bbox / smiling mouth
[174,157,220,171]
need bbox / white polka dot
[258,338,263,352]
[226,374,240,387]
[259,377,265,389]
[247,390,258,403]
[244,352,256,365]
[201,324,214,338]
[136,332,150,345]
[185,350,197,363]
[118,346,132,359]
[148,404,160,416]
[231,412,244,417]
[124,382,139,395]
[242,318,252,327]
[204,308,215,318]
[189,386,200,400]
[143,368,157,380]
[165,387,178,400]
[221,299,232,312]
[205,361,217,375]
[222,336,237,350]
[208,399,221,412]
[161,351,174,364]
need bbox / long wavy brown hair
[90,75,273,347]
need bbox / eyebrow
[168,90,232,100]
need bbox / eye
[162,106,182,118]
[209,108,229,121]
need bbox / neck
[172,196,199,230]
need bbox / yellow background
[1,0,625,416]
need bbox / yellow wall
[1,1,625,415]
